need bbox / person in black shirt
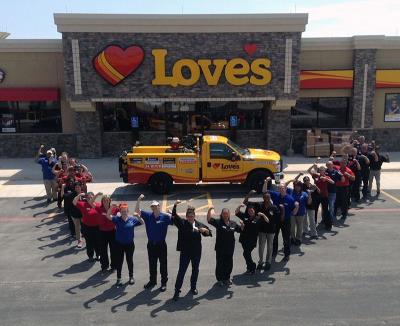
[207,206,241,286]
[242,191,282,270]
[63,181,83,247]
[235,203,270,274]
[347,147,362,203]
[358,143,371,198]
[172,201,211,301]
[368,147,389,196]
[61,176,76,237]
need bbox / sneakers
[76,240,83,248]
[190,288,198,295]
[144,281,156,290]
[128,277,135,285]
[172,290,180,301]
[115,279,123,288]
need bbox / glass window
[0,101,61,133]
[235,101,265,129]
[210,143,233,159]
[291,97,350,129]
[102,102,166,132]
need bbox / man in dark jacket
[172,200,211,301]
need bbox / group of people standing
[38,134,388,302]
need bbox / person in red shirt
[334,159,355,222]
[73,191,100,262]
[93,194,118,273]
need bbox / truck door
[202,142,244,182]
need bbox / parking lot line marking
[381,190,400,205]
[165,193,212,210]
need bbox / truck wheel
[150,173,173,194]
[247,171,271,194]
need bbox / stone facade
[266,109,291,154]
[75,111,102,158]
[62,31,302,101]
[0,133,77,158]
[352,49,376,129]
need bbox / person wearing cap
[243,190,283,271]
[135,194,173,292]
[235,203,270,274]
[106,203,144,287]
[171,201,211,301]
[73,191,101,261]
[207,206,241,286]
[35,144,58,204]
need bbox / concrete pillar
[352,49,377,129]
[70,101,103,158]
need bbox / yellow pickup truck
[119,135,283,194]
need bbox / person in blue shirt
[286,180,309,246]
[106,203,144,287]
[135,194,173,292]
[34,144,57,203]
[264,177,298,262]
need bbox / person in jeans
[325,161,344,228]
[235,203,269,274]
[35,145,57,203]
[172,201,211,301]
[302,176,318,240]
[94,195,117,273]
[207,206,241,286]
[334,159,355,222]
[106,203,144,287]
[308,166,334,229]
[135,194,173,292]
[243,190,282,271]
[368,147,389,196]
[286,181,308,246]
[264,177,298,262]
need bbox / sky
[1,0,400,39]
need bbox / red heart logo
[212,163,221,169]
[93,45,144,86]
[244,43,257,56]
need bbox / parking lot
[0,158,400,325]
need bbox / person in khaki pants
[35,145,57,203]
[368,147,389,196]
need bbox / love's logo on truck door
[93,43,272,87]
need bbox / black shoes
[223,279,232,286]
[256,263,264,270]
[190,288,198,295]
[160,284,167,292]
[245,269,255,275]
[115,279,123,288]
[310,235,318,240]
[264,262,271,271]
[88,257,96,263]
[173,290,180,301]
[144,281,157,290]
[282,255,290,262]
[128,277,135,285]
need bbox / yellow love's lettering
[172,59,201,87]
[197,59,227,86]
[225,58,250,86]
[250,58,272,86]
[152,49,177,87]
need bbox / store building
[0,13,399,158]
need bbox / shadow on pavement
[66,270,110,294]
[53,259,95,277]
[150,283,234,317]
[84,285,129,309]
[110,288,162,313]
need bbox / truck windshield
[227,140,248,156]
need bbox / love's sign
[93,43,272,87]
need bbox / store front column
[267,100,295,154]
[352,47,377,129]
[70,101,103,158]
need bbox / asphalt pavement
[0,157,400,325]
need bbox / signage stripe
[98,52,124,82]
